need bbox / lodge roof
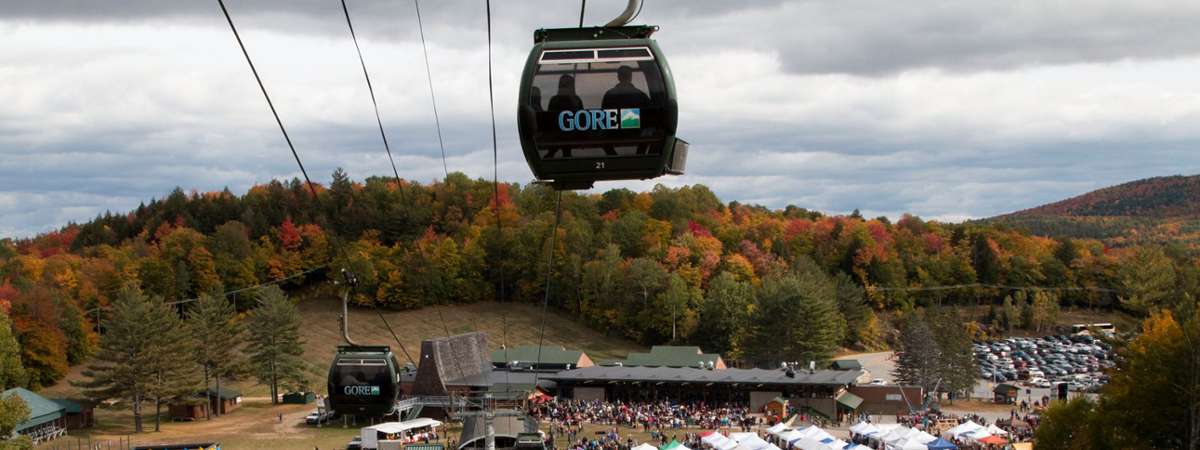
[2,388,64,432]
[619,346,723,369]
[545,366,861,386]
[491,345,586,366]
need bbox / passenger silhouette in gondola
[341,370,365,388]
[546,74,584,159]
[602,65,651,155]
[602,66,650,110]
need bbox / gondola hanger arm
[604,0,641,27]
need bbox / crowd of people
[533,399,756,433]
[530,397,1043,450]
[532,399,760,450]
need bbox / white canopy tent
[945,421,984,439]
[793,438,834,450]
[767,424,790,435]
[893,439,928,450]
[961,429,993,442]
[868,424,901,439]
[704,433,736,450]
[633,444,658,450]
[849,422,878,436]
[986,424,1009,436]
[730,433,757,443]
[703,433,729,445]
[732,436,770,450]
[881,428,910,445]
[777,430,804,446]
[798,426,834,442]
[910,429,938,444]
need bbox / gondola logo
[558,108,641,131]
[344,385,380,396]
[620,108,640,128]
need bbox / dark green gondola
[517,25,688,190]
[327,345,401,417]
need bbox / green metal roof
[50,398,84,414]
[836,391,864,410]
[3,388,64,432]
[622,346,721,368]
[831,359,862,370]
[491,345,584,366]
[994,384,1021,394]
[203,387,242,400]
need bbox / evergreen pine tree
[145,300,198,432]
[187,294,246,419]
[929,309,978,400]
[57,296,94,365]
[0,310,27,389]
[173,259,191,301]
[1001,295,1018,330]
[748,264,843,365]
[1018,291,1035,330]
[77,287,157,432]
[697,272,754,358]
[893,311,941,394]
[834,272,872,348]
[246,286,306,404]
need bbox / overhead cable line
[408,0,458,339]
[874,283,1123,294]
[216,0,318,202]
[413,0,450,178]
[341,0,461,374]
[532,190,565,390]
[218,0,414,366]
[340,0,406,202]
[483,0,513,390]
[165,264,329,307]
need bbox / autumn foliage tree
[3,169,1199,389]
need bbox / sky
[3,0,1200,238]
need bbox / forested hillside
[1008,175,1200,218]
[2,170,1198,389]
[987,175,1200,249]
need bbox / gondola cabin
[518,26,687,190]
[328,346,402,417]
[515,432,548,450]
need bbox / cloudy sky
[3,0,1200,238]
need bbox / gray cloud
[8,1,1200,75]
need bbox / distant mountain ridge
[987,175,1200,248]
[1002,175,1200,219]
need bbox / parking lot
[973,333,1114,394]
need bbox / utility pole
[485,412,496,450]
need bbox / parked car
[305,409,333,425]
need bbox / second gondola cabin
[517,26,687,190]
[327,345,401,417]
